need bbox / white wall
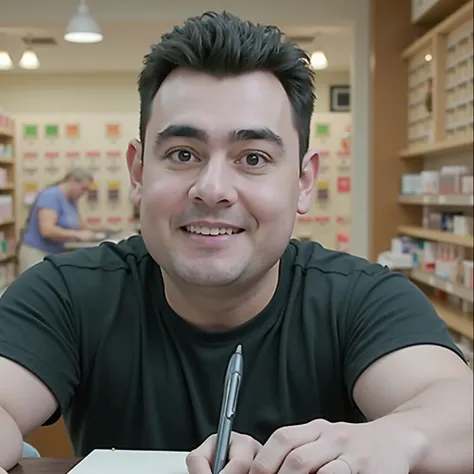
[0,71,350,116]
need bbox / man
[0,11,472,474]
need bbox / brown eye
[244,153,263,167]
[176,150,192,162]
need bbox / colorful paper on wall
[45,124,59,139]
[337,176,351,193]
[65,124,80,139]
[106,123,121,139]
[315,123,330,138]
[23,124,38,139]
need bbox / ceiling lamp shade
[19,50,39,69]
[64,1,103,44]
[310,51,328,70]
[0,51,13,70]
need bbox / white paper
[68,449,189,474]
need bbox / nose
[188,157,238,208]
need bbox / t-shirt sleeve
[343,269,465,401]
[36,188,61,212]
[0,259,80,424]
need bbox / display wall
[0,70,353,246]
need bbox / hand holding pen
[186,345,262,474]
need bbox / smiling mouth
[181,225,244,236]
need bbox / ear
[297,149,319,215]
[126,139,143,205]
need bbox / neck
[161,262,280,331]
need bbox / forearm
[376,377,473,474]
[41,226,78,242]
[0,406,22,471]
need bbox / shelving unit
[392,1,474,347]
[0,113,18,292]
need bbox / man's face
[128,69,317,287]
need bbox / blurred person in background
[18,168,96,272]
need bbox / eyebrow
[154,124,284,151]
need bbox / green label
[45,124,59,138]
[315,123,330,138]
[23,124,37,138]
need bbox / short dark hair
[138,11,315,161]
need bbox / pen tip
[236,344,242,354]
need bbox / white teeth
[185,225,239,235]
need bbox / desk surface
[10,458,80,474]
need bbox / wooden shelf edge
[431,298,473,339]
[411,270,474,303]
[398,225,474,248]
[402,0,474,58]
[398,194,474,206]
[0,127,14,138]
[400,136,473,158]
[412,0,472,27]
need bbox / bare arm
[0,357,57,471]
[38,208,79,242]
[354,345,473,474]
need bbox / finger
[220,433,262,474]
[186,434,216,474]
[250,420,328,474]
[277,439,344,474]
[316,459,353,474]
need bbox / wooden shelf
[0,126,14,138]
[403,1,474,57]
[0,184,15,192]
[0,218,15,226]
[0,252,16,264]
[411,269,474,302]
[412,0,473,26]
[398,225,473,247]
[0,158,14,166]
[400,136,473,158]
[431,298,473,339]
[398,194,474,206]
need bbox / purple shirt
[23,185,80,254]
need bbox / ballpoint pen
[212,344,244,474]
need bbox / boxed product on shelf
[444,16,474,140]
[407,47,434,147]
[461,175,473,194]
[439,165,470,194]
[0,143,13,159]
[0,168,8,186]
[0,195,13,222]
[453,214,473,236]
[401,173,422,195]
[461,260,473,289]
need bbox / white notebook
[68,449,189,474]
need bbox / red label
[297,216,312,223]
[23,152,38,159]
[319,150,330,157]
[106,151,121,157]
[337,177,351,193]
[107,216,122,224]
[86,217,101,223]
[66,151,80,158]
[86,151,100,158]
[45,151,59,158]
[315,216,330,224]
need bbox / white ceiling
[0,0,353,74]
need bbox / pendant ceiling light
[0,51,13,70]
[310,51,328,70]
[64,0,103,44]
[19,49,40,69]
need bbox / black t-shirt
[0,236,463,456]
